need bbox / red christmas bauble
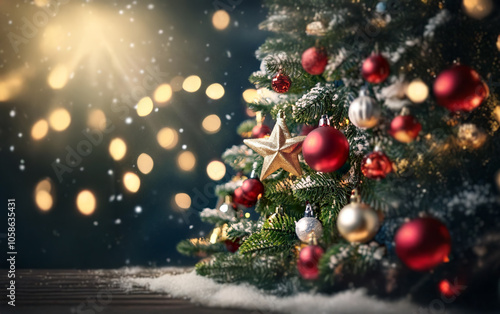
[271,73,291,93]
[303,126,349,172]
[395,217,451,271]
[361,54,390,84]
[233,187,255,208]
[433,65,487,112]
[301,47,328,75]
[241,178,264,202]
[297,244,324,280]
[389,115,421,143]
[225,239,240,253]
[252,124,271,138]
[300,124,317,136]
[361,151,393,179]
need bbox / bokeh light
[87,109,107,131]
[136,96,154,117]
[212,10,230,30]
[205,83,225,100]
[35,178,54,212]
[174,193,191,210]
[47,64,69,89]
[463,0,494,19]
[109,138,127,161]
[170,76,184,92]
[242,88,259,103]
[154,84,173,104]
[31,119,49,140]
[76,190,96,216]
[177,151,196,171]
[137,153,154,174]
[182,75,202,93]
[34,0,50,7]
[123,172,141,193]
[156,127,178,150]
[206,160,226,181]
[202,114,221,134]
[406,79,429,103]
[49,108,71,131]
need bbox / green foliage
[236,119,257,136]
[176,239,226,257]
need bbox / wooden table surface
[0,269,269,314]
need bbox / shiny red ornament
[251,124,271,138]
[241,178,264,202]
[297,244,324,280]
[433,65,487,112]
[361,151,392,179]
[361,54,390,84]
[301,47,328,75]
[271,73,291,93]
[225,239,240,253]
[389,115,421,143]
[395,217,451,271]
[303,125,349,172]
[233,187,255,208]
[300,124,317,136]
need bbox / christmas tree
[178,0,500,307]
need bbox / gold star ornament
[243,112,305,180]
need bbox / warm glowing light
[242,89,259,103]
[87,109,107,131]
[123,172,141,193]
[48,65,69,89]
[212,10,230,30]
[34,0,50,7]
[170,76,184,92]
[202,114,221,134]
[463,0,494,19]
[136,96,154,117]
[154,84,173,103]
[0,83,10,101]
[206,161,226,181]
[109,138,127,161]
[245,212,251,218]
[177,151,196,171]
[182,75,202,93]
[156,127,178,149]
[174,193,191,209]
[49,108,71,131]
[76,190,96,215]
[497,35,500,51]
[36,190,53,211]
[406,79,429,103]
[36,179,52,193]
[31,119,49,140]
[206,83,225,100]
[137,153,154,174]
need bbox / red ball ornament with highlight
[233,187,255,208]
[389,115,422,143]
[252,124,271,138]
[241,178,264,202]
[362,54,390,84]
[433,65,487,112]
[303,119,349,173]
[361,151,393,180]
[272,73,291,93]
[297,245,324,280]
[301,47,328,75]
[395,217,451,271]
[225,239,240,253]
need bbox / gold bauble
[337,191,379,243]
[457,123,487,149]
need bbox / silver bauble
[295,217,323,243]
[337,192,379,243]
[348,90,381,129]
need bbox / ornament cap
[249,162,259,179]
[276,205,284,215]
[319,115,330,127]
[350,189,361,203]
[304,202,314,217]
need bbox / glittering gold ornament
[457,123,487,149]
[306,21,327,36]
[337,190,379,243]
[243,111,305,179]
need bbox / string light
[174,193,191,210]
[212,10,230,30]
[76,190,96,215]
[206,83,225,100]
[49,108,71,131]
[182,75,202,93]
[202,114,221,134]
[31,119,49,140]
[177,151,196,171]
[206,161,226,181]
[123,172,141,193]
[137,153,154,174]
[109,138,127,161]
[157,127,178,150]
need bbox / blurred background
[0,0,266,268]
